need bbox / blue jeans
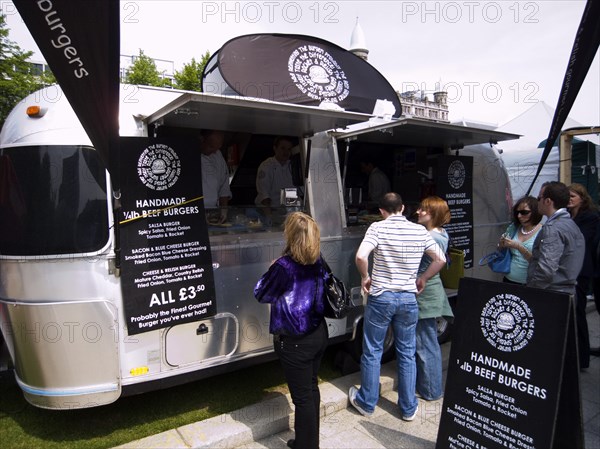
[416,318,443,400]
[355,291,418,416]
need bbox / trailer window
[0,145,109,256]
[338,140,431,225]
[215,134,304,234]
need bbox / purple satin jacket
[254,255,327,336]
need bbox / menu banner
[437,156,474,268]
[436,278,583,449]
[119,137,216,335]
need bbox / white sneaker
[402,406,419,422]
[348,386,373,417]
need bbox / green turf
[0,346,344,449]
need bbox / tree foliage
[124,49,170,87]
[173,51,210,92]
[0,13,55,127]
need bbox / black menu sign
[437,156,474,268]
[436,278,583,449]
[119,137,216,335]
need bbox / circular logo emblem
[480,293,535,352]
[447,160,466,189]
[288,45,350,104]
[137,144,181,190]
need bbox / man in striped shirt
[349,192,446,421]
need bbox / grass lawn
[0,345,344,449]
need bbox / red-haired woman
[415,196,454,401]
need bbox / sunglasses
[516,210,532,216]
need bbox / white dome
[350,18,368,52]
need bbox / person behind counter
[254,212,329,449]
[498,196,543,285]
[199,130,232,224]
[359,156,391,209]
[255,136,296,211]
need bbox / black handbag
[321,257,353,319]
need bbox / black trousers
[274,320,328,449]
[594,276,600,316]
[575,276,591,369]
[502,277,525,285]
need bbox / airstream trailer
[0,83,518,409]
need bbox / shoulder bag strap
[320,254,333,274]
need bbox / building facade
[398,90,449,122]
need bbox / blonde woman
[415,196,454,401]
[254,212,328,449]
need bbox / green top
[418,229,454,320]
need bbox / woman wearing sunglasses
[499,196,543,284]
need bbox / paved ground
[116,306,600,449]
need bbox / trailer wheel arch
[0,333,12,372]
[436,316,453,344]
[345,311,452,363]
[344,318,395,364]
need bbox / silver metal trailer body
[0,85,518,409]
[0,86,180,408]
[0,85,371,409]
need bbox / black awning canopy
[145,92,371,137]
[145,93,519,148]
[331,118,520,149]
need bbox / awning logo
[137,144,181,190]
[288,45,350,103]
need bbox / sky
[2,0,599,129]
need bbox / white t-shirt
[201,151,231,208]
[255,157,294,207]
